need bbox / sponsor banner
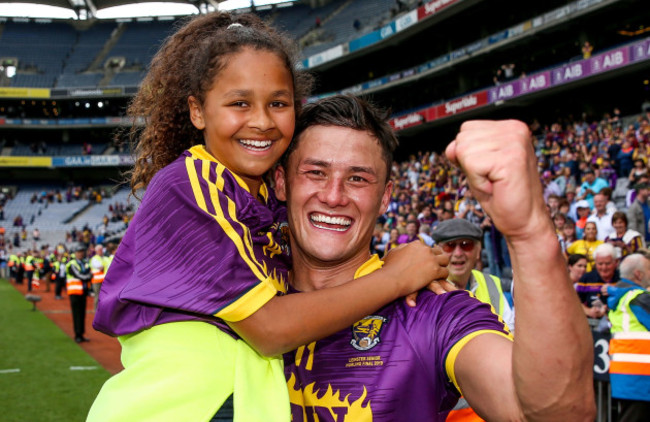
[418,0,459,19]
[52,155,132,168]
[22,119,56,125]
[489,81,521,103]
[340,84,363,94]
[429,54,450,68]
[394,10,418,32]
[589,47,629,75]
[507,22,529,38]
[577,0,604,11]
[68,87,123,97]
[551,61,591,85]
[0,156,52,167]
[364,77,388,90]
[58,118,91,125]
[630,38,650,62]
[0,87,50,98]
[379,22,396,40]
[436,91,489,119]
[519,71,552,95]
[307,44,345,68]
[401,68,416,78]
[388,72,402,83]
[425,105,437,122]
[466,39,487,54]
[349,30,382,52]
[488,30,508,45]
[390,110,426,131]
[543,4,575,24]
[450,48,467,60]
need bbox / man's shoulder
[580,270,603,284]
[391,290,491,327]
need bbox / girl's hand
[382,242,449,297]
[405,279,458,307]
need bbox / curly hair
[125,11,312,197]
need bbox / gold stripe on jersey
[468,290,512,336]
[185,149,277,322]
[444,329,513,394]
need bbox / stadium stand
[0,20,77,88]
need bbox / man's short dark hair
[281,94,398,182]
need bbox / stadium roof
[2,0,203,12]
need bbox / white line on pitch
[70,366,99,371]
[0,368,20,374]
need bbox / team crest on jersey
[351,315,387,351]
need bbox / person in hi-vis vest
[604,252,650,421]
[89,244,106,312]
[66,245,92,343]
[432,217,515,422]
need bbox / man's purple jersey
[284,255,512,422]
[94,145,290,337]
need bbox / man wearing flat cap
[432,218,515,421]
[66,245,92,343]
[432,218,515,333]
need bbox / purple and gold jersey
[94,145,290,337]
[284,255,512,422]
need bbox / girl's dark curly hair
[126,11,312,197]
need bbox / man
[575,243,620,319]
[627,182,650,244]
[431,218,514,332]
[604,253,650,421]
[397,221,422,244]
[276,95,594,421]
[587,192,615,241]
[66,245,92,343]
[577,167,608,209]
[89,244,106,312]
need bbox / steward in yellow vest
[66,246,92,343]
[604,253,650,420]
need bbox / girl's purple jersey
[94,145,290,337]
[284,255,512,422]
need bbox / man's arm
[447,120,595,421]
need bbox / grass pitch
[0,279,111,422]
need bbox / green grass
[0,279,111,422]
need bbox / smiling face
[188,47,295,194]
[440,238,481,285]
[275,125,392,267]
[568,258,587,282]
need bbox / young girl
[88,12,443,422]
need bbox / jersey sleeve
[119,157,281,322]
[408,291,512,397]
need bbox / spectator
[567,221,603,271]
[575,243,620,317]
[627,182,650,244]
[577,167,608,209]
[587,193,615,241]
[581,41,593,59]
[605,212,644,259]
[568,253,588,287]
